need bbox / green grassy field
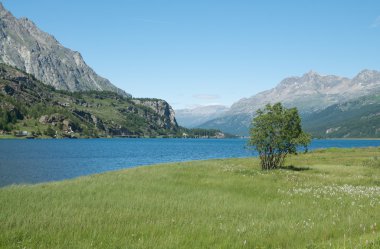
[1,148,380,248]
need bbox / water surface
[0,138,379,187]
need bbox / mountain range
[187,70,380,137]
[1,3,379,139]
[0,3,128,96]
[175,105,228,128]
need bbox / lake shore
[2,139,380,187]
[1,147,380,248]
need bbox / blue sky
[2,0,380,109]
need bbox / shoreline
[1,147,380,248]
[1,135,380,140]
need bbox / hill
[0,63,178,138]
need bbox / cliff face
[132,99,178,130]
[0,3,129,96]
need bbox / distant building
[215,132,225,139]
[14,131,28,137]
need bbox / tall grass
[1,147,380,248]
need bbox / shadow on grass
[280,165,310,171]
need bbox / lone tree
[248,103,311,170]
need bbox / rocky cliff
[0,3,129,96]
[132,99,177,130]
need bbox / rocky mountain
[198,70,380,136]
[175,105,228,128]
[0,3,128,96]
[0,63,177,138]
[229,70,380,115]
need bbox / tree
[248,103,311,170]
[44,126,56,138]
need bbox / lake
[1,138,380,187]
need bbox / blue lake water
[0,138,380,187]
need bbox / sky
[2,0,380,109]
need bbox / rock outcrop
[0,3,129,96]
[132,99,178,130]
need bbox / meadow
[1,147,380,248]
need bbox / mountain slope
[0,3,128,96]
[0,64,229,139]
[199,70,380,136]
[198,113,252,136]
[0,63,177,138]
[302,94,380,138]
[229,70,380,115]
[175,105,228,128]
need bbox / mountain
[197,113,252,136]
[0,63,177,138]
[229,70,380,115]
[198,70,380,136]
[302,94,380,138]
[0,64,230,139]
[175,105,228,128]
[0,3,128,96]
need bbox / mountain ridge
[0,3,129,96]
[197,69,380,136]
[175,105,228,128]
[228,70,380,115]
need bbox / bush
[44,126,56,138]
[248,103,311,170]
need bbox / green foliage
[0,109,20,131]
[178,128,229,138]
[44,126,56,138]
[249,103,311,170]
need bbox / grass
[1,147,380,248]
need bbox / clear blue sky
[2,0,380,109]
